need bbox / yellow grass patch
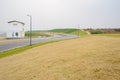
[0,36,120,80]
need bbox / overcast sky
[0,0,120,31]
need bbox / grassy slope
[49,29,78,33]
[49,29,87,36]
[25,32,50,37]
[0,36,120,80]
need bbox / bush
[90,30,104,34]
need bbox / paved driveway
[0,34,78,52]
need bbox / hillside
[25,29,87,37]
[25,31,51,37]
[49,29,87,36]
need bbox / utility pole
[78,24,80,37]
[27,15,32,46]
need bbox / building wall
[6,31,25,38]
[7,22,25,38]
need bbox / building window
[15,32,18,37]
[12,32,14,37]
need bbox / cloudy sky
[0,0,120,31]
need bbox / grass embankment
[49,29,87,37]
[0,36,120,80]
[25,31,51,37]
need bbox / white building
[7,20,25,38]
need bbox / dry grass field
[0,36,120,80]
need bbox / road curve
[0,34,78,52]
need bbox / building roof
[8,20,25,25]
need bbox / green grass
[25,32,51,37]
[0,40,61,59]
[71,30,87,37]
[49,29,78,33]
[49,28,87,36]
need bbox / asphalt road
[0,34,78,52]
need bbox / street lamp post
[27,15,32,46]
[78,24,80,37]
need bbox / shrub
[90,30,104,34]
